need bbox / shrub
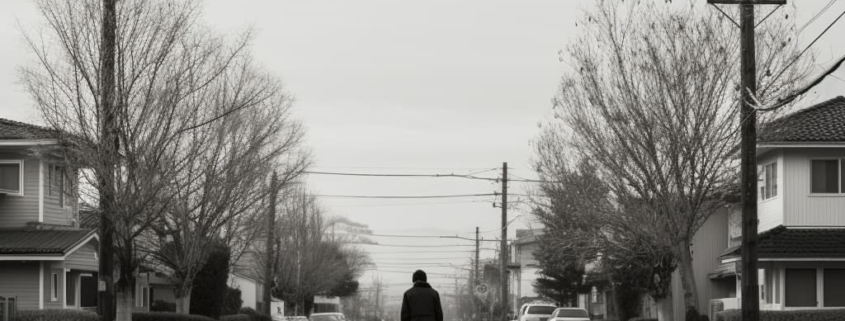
[237,307,272,321]
[132,312,216,321]
[151,299,177,312]
[630,318,657,321]
[716,309,845,321]
[190,242,231,319]
[220,314,252,321]
[13,309,101,321]
[221,287,244,316]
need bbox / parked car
[549,308,589,321]
[310,313,347,321]
[517,303,557,321]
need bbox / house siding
[783,148,845,227]
[0,261,40,310]
[65,242,99,271]
[671,207,731,321]
[0,154,41,228]
[758,150,785,233]
[42,261,64,309]
[42,165,76,226]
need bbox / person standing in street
[401,270,444,321]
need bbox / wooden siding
[42,165,76,226]
[783,148,845,226]
[0,153,41,227]
[65,241,99,272]
[42,262,64,309]
[0,261,40,310]
[671,207,730,321]
[758,150,785,233]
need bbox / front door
[80,273,97,308]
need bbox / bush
[716,309,845,321]
[220,314,252,321]
[132,312,216,321]
[221,287,244,316]
[236,307,272,321]
[630,318,657,321]
[190,242,232,319]
[151,299,177,312]
[13,309,100,321]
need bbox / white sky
[2,0,845,308]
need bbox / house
[0,118,99,311]
[660,96,845,320]
[714,96,845,311]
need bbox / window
[785,269,816,307]
[761,163,777,200]
[0,160,23,195]
[811,159,842,193]
[824,269,845,307]
[49,165,70,207]
[51,272,59,301]
[136,285,149,307]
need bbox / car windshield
[310,315,340,321]
[527,306,556,315]
[555,310,588,318]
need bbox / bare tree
[147,69,307,313]
[20,1,292,319]
[540,1,812,319]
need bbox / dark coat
[401,282,444,321]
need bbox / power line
[361,243,487,248]
[759,7,845,111]
[305,171,499,182]
[314,193,497,199]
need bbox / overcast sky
[2,0,845,306]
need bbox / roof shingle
[722,226,845,258]
[0,228,96,255]
[0,118,58,140]
[759,96,845,143]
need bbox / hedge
[220,314,252,321]
[630,318,658,321]
[13,309,101,321]
[151,300,177,312]
[235,307,272,321]
[716,309,845,321]
[132,312,216,321]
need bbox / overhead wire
[758,7,845,111]
[313,193,497,199]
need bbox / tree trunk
[116,287,134,321]
[677,239,699,315]
[656,290,673,321]
[175,293,191,314]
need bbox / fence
[0,296,16,321]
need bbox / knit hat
[412,269,427,283]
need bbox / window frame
[810,158,843,195]
[0,159,25,196]
[51,272,59,302]
[761,162,778,200]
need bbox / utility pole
[475,228,480,321]
[707,1,783,320]
[97,0,116,320]
[263,171,278,315]
[739,5,759,320]
[499,163,508,321]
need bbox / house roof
[721,226,845,259]
[0,118,58,140]
[0,228,96,255]
[758,96,845,143]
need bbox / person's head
[412,269,427,283]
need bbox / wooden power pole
[738,5,760,321]
[474,227,480,321]
[707,1,784,320]
[97,0,117,319]
[500,163,508,321]
[264,171,278,315]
